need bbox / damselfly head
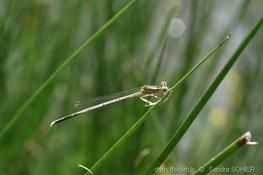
[160,81,168,92]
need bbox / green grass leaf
[194,132,257,175]
[146,16,263,175]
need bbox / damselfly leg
[140,94,161,106]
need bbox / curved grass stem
[0,0,137,142]
[84,33,231,175]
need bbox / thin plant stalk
[0,0,137,141]
[150,36,168,84]
[146,16,263,175]
[194,132,257,175]
[144,3,177,69]
[84,34,231,175]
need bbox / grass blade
[146,16,263,175]
[0,0,137,142]
[83,34,230,175]
[194,132,257,175]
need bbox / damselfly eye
[161,81,167,87]
[160,81,168,92]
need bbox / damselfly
[50,81,170,126]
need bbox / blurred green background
[0,0,262,174]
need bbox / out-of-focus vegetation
[0,0,262,174]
